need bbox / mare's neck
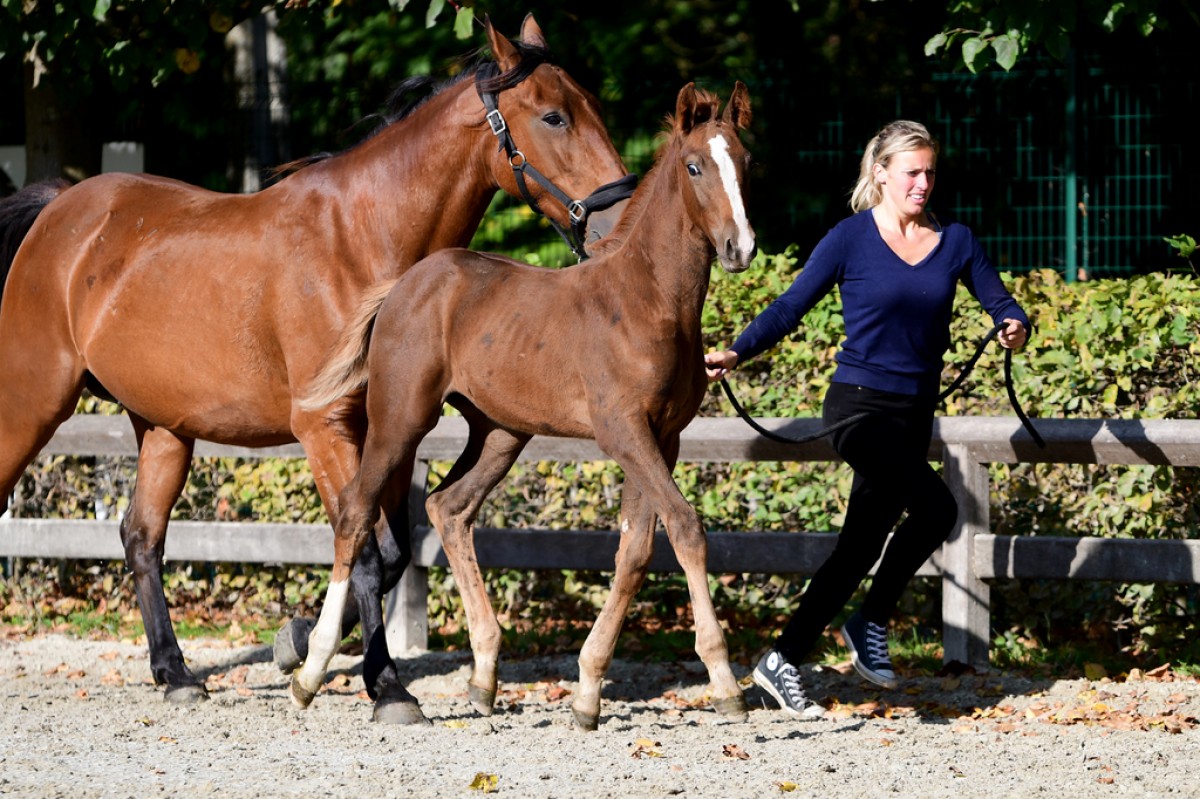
[285,79,497,280]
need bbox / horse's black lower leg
[120,512,207,702]
[356,512,427,724]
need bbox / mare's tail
[0,179,70,300]
[301,278,400,411]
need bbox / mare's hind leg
[572,483,657,731]
[425,413,529,715]
[121,417,207,702]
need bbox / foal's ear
[519,13,548,50]
[722,81,752,131]
[675,82,699,133]
[486,15,521,73]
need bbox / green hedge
[6,251,1198,667]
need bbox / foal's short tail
[301,279,400,411]
[0,179,70,299]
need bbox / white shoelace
[864,621,893,668]
[778,662,809,706]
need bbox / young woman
[705,120,1030,717]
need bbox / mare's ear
[520,13,548,49]
[486,15,521,72]
[722,81,752,131]
[675,82,699,134]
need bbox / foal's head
[672,81,756,273]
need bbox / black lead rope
[719,322,1046,448]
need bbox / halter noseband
[475,62,637,261]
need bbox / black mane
[271,41,553,180]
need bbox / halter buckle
[568,200,587,224]
[486,109,507,136]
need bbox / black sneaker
[841,612,899,689]
[752,649,823,718]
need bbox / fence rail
[4,413,1199,667]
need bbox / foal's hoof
[273,617,315,674]
[711,693,749,722]
[290,674,317,709]
[468,684,496,716]
[373,699,432,726]
[164,684,209,704]
[571,705,599,732]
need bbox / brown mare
[294,81,756,730]
[0,15,631,724]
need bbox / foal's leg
[289,423,425,710]
[288,417,423,723]
[120,417,206,701]
[424,417,529,715]
[572,482,656,731]
[586,428,745,728]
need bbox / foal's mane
[270,41,552,181]
[587,87,724,257]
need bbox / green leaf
[924,32,948,57]
[425,0,445,29]
[92,0,111,22]
[991,34,1020,70]
[453,6,474,40]
[961,37,988,72]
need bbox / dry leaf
[468,772,498,793]
[721,744,750,760]
[775,782,798,792]
[630,738,664,759]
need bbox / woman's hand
[998,318,1028,350]
[705,350,739,382]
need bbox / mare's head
[478,15,630,244]
[670,81,756,273]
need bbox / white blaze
[707,133,754,256]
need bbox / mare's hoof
[164,684,209,704]
[571,705,599,732]
[274,617,315,674]
[468,684,496,716]
[290,675,317,709]
[373,699,432,726]
[711,693,749,722]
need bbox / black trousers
[774,381,959,665]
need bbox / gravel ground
[1,633,1198,798]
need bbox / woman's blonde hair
[849,120,939,213]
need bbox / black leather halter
[475,63,637,261]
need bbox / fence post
[384,459,431,654]
[940,444,991,667]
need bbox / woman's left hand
[998,318,1028,350]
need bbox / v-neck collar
[869,208,943,268]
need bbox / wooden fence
[4,413,1199,667]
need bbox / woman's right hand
[704,350,739,382]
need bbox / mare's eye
[542,112,566,128]
[687,163,701,177]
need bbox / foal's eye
[542,112,566,128]
[687,163,701,177]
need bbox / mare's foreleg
[425,418,529,715]
[120,419,206,702]
[572,483,656,731]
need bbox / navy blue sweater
[731,210,1031,397]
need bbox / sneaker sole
[840,623,899,690]
[752,669,823,719]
